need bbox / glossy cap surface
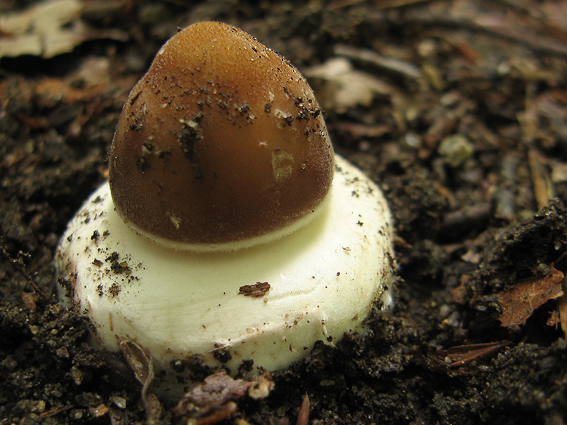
[109,21,334,247]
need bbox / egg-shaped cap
[109,21,334,249]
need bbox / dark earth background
[0,0,566,424]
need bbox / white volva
[56,155,394,398]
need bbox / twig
[335,44,422,79]
[528,148,554,211]
[399,13,567,58]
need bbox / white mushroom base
[55,155,394,399]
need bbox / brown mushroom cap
[109,21,334,247]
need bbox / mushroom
[56,21,395,399]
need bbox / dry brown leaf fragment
[173,371,274,424]
[553,254,567,338]
[0,0,84,58]
[184,372,251,406]
[496,265,564,328]
[0,0,127,58]
[303,57,394,112]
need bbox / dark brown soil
[1,1,566,424]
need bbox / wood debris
[238,281,270,297]
[528,148,555,210]
[433,341,512,368]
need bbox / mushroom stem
[56,155,394,399]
